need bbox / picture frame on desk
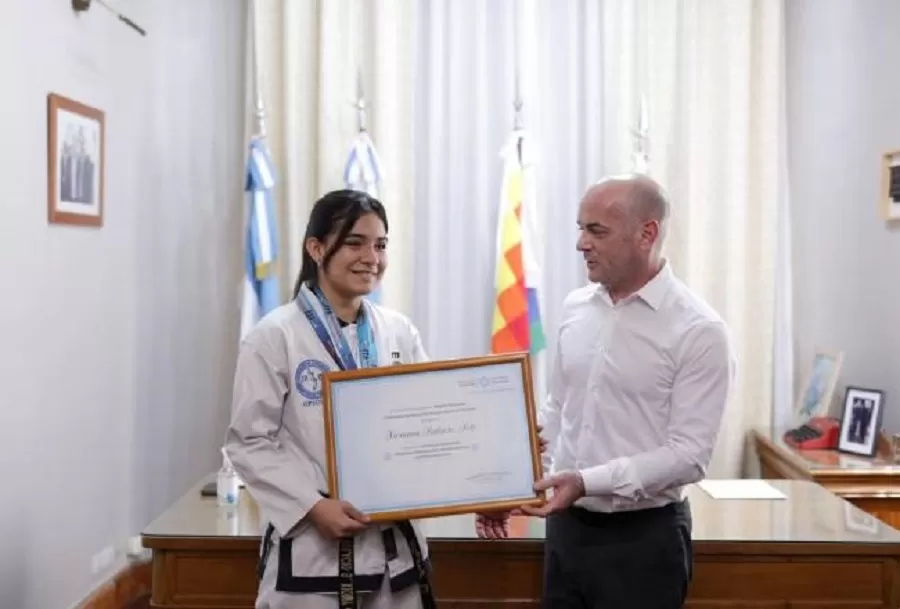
[837,386,885,457]
[793,348,843,426]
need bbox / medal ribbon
[295,283,378,371]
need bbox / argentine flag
[343,131,383,302]
[240,137,280,339]
[344,131,382,198]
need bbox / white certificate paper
[325,357,541,519]
[697,479,786,500]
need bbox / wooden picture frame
[793,348,844,426]
[321,352,545,522]
[47,93,105,227]
[881,149,900,224]
[837,386,885,458]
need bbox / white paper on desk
[697,479,786,500]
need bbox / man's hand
[476,424,550,537]
[307,499,370,539]
[521,471,585,518]
[475,511,511,539]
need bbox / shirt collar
[596,260,673,311]
[636,261,673,310]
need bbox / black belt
[257,496,435,608]
[338,520,434,609]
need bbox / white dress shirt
[539,261,735,513]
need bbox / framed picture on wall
[881,149,900,224]
[47,92,105,227]
[793,349,843,425]
[837,386,884,457]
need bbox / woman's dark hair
[292,189,388,298]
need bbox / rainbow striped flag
[491,130,545,355]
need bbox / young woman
[225,190,435,609]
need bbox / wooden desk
[143,478,900,608]
[753,427,900,527]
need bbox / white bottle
[217,448,240,507]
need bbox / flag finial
[630,95,649,173]
[512,0,524,131]
[353,67,368,133]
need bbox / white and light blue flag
[240,137,280,339]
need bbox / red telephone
[783,416,841,450]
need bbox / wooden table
[753,427,900,527]
[143,477,900,608]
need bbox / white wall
[0,1,246,608]
[787,0,900,430]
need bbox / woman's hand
[476,510,520,539]
[307,499,370,539]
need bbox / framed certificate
[321,352,545,522]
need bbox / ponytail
[292,250,318,299]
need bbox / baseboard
[74,559,152,609]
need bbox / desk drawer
[151,550,257,608]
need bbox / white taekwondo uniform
[225,282,435,609]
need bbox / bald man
[479,175,735,609]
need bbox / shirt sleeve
[538,330,566,477]
[224,338,325,538]
[579,320,735,498]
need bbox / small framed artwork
[881,149,900,224]
[837,386,885,457]
[47,93,105,227]
[793,348,844,425]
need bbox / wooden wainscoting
[76,560,152,609]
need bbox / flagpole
[232,0,280,485]
[354,67,367,134]
[251,0,266,140]
[343,65,383,302]
[512,0,523,132]
[491,0,547,405]
[631,94,649,173]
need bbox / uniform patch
[294,359,330,402]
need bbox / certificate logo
[294,359,330,402]
[465,470,512,484]
[457,374,511,393]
